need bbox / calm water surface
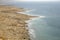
[10,2,60,40]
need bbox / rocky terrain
[0,5,36,40]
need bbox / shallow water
[10,2,60,40]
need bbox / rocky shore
[0,5,36,40]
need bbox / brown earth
[0,5,36,40]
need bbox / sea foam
[17,9,46,40]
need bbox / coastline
[0,5,37,40]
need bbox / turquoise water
[11,2,60,40]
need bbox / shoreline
[0,5,37,40]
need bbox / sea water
[10,2,60,40]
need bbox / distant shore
[0,5,38,40]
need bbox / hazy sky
[0,0,60,2]
[0,0,15,4]
[0,0,60,3]
[16,0,60,2]
[0,0,14,2]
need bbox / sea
[8,2,60,40]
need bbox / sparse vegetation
[0,5,36,40]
